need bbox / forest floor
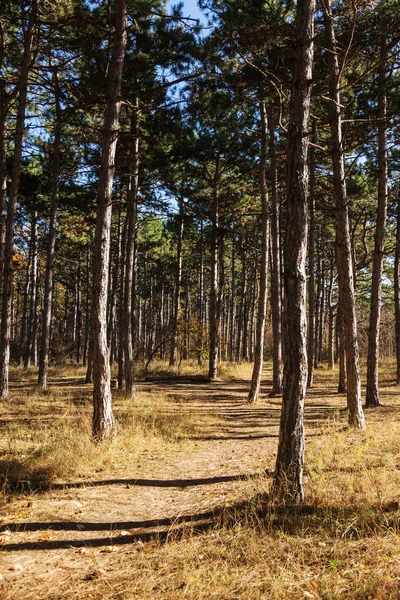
[1,362,400,599]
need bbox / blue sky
[166,0,207,23]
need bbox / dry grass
[0,366,205,498]
[2,360,400,599]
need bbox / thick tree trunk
[248,100,269,404]
[365,38,387,408]
[323,0,365,429]
[269,109,283,395]
[123,105,139,395]
[91,0,127,440]
[0,0,37,401]
[273,0,315,503]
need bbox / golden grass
[0,368,205,498]
[2,360,400,599]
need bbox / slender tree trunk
[38,68,61,386]
[307,125,316,386]
[0,80,9,300]
[318,259,325,363]
[25,211,37,368]
[327,257,335,369]
[229,233,236,363]
[92,0,127,439]
[0,0,37,401]
[169,195,184,367]
[123,104,139,395]
[337,285,347,392]
[19,244,31,366]
[197,219,204,365]
[323,0,365,429]
[365,36,387,408]
[273,0,315,503]
[269,109,283,395]
[248,100,269,404]
[208,160,220,380]
[395,194,400,385]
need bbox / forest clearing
[1,0,400,597]
[1,361,400,599]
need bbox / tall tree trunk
[25,211,37,368]
[337,285,347,393]
[269,109,283,395]
[229,233,236,363]
[0,0,38,401]
[395,195,400,385]
[327,257,335,369]
[19,243,31,365]
[38,67,61,387]
[365,36,387,408]
[307,125,316,386]
[197,219,205,365]
[273,0,315,502]
[169,195,184,367]
[248,99,269,404]
[92,0,127,440]
[323,0,365,429]
[208,160,220,380]
[123,104,139,395]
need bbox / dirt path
[0,369,343,599]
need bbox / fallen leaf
[77,547,90,555]
[85,569,105,580]
[118,530,130,537]
[101,545,119,553]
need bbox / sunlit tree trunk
[323,0,365,429]
[92,0,127,440]
[365,36,387,408]
[248,99,269,404]
[38,67,61,387]
[123,104,139,395]
[269,109,283,395]
[273,0,315,503]
[208,157,220,380]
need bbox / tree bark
[208,158,220,380]
[323,0,365,429]
[365,36,387,408]
[248,100,269,404]
[273,0,315,503]
[395,194,400,385]
[38,65,61,387]
[307,125,316,386]
[92,0,127,440]
[269,109,283,395]
[123,104,139,395]
[169,195,184,367]
[24,211,37,368]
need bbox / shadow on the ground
[2,496,400,552]
[51,473,262,490]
